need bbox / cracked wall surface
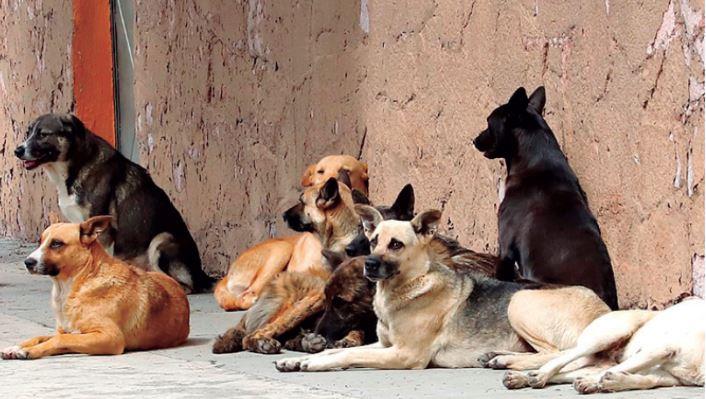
[0,1,701,309]
[0,0,72,240]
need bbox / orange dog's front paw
[1,345,29,360]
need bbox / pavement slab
[0,238,701,398]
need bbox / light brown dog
[1,216,190,360]
[212,178,361,354]
[214,155,368,311]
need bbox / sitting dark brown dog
[473,86,618,309]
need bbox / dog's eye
[49,240,64,249]
[317,169,324,174]
[332,296,347,307]
[369,237,378,249]
[388,239,404,251]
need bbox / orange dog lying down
[214,155,368,311]
[1,216,190,360]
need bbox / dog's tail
[148,232,216,294]
[214,276,253,311]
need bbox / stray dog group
[3,86,702,395]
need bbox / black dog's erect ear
[321,249,346,270]
[316,177,340,209]
[390,184,415,221]
[528,86,546,115]
[337,169,352,189]
[411,209,441,237]
[60,114,86,135]
[355,204,383,238]
[508,87,528,110]
[351,189,370,205]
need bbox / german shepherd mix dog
[292,184,499,354]
[212,177,362,354]
[1,216,189,360]
[275,206,609,372]
[503,298,704,394]
[14,114,213,293]
[473,87,618,309]
[214,155,369,311]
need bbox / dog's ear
[300,164,316,187]
[411,209,441,238]
[508,87,528,110]
[359,161,369,192]
[390,184,415,221]
[322,249,346,270]
[355,204,383,238]
[316,177,340,209]
[351,189,370,205]
[79,215,113,245]
[61,114,86,136]
[528,86,546,115]
[337,168,352,189]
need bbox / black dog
[473,87,618,309]
[15,114,214,293]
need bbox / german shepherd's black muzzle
[363,255,398,281]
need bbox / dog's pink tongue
[22,160,39,169]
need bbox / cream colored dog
[503,297,704,393]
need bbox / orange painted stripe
[72,0,116,146]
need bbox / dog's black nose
[364,256,381,272]
[14,145,25,158]
[24,258,37,270]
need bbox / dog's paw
[596,371,627,393]
[477,351,499,368]
[1,345,28,360]
[503,371,530,389]
[244,335,282,354]
[527,371,548,389]
[573,376,601,395]
[275,357,304,372]
[302,333,328,353]
[212,328,244,354]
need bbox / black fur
[16,114,214,292]
[473,87,618,309]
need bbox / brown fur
[214,155,367,311]
[1,217,189,360]
[213,179,361,354]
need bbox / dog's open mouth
[21,155,51,170]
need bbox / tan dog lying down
[503,297,704,394]
[214,155,368,311]
[275,206,610,372]
[1,216,190,360]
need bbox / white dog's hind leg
[596,369,681,392]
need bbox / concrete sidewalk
[0,238,701,399]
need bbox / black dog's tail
[148,232,215,294]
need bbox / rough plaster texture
[132,0,704,309]
[0,0,72,240]
[0,1,701,309]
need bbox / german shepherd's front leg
[2,330,125,360]
[243,293,324,354]
[284,346,429,372]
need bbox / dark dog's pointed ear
[528,86,546,114]
[390,184,415,221]
[508,87,528,110]
[411,209,441,238]
[80,215,113,245]
[351,189,370,205]
[322,249,346,270]
[316,177,340,209]
[337,169,352,189]
[61,114,86,135]
[300,164,316,187]
[355,204,383,238]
